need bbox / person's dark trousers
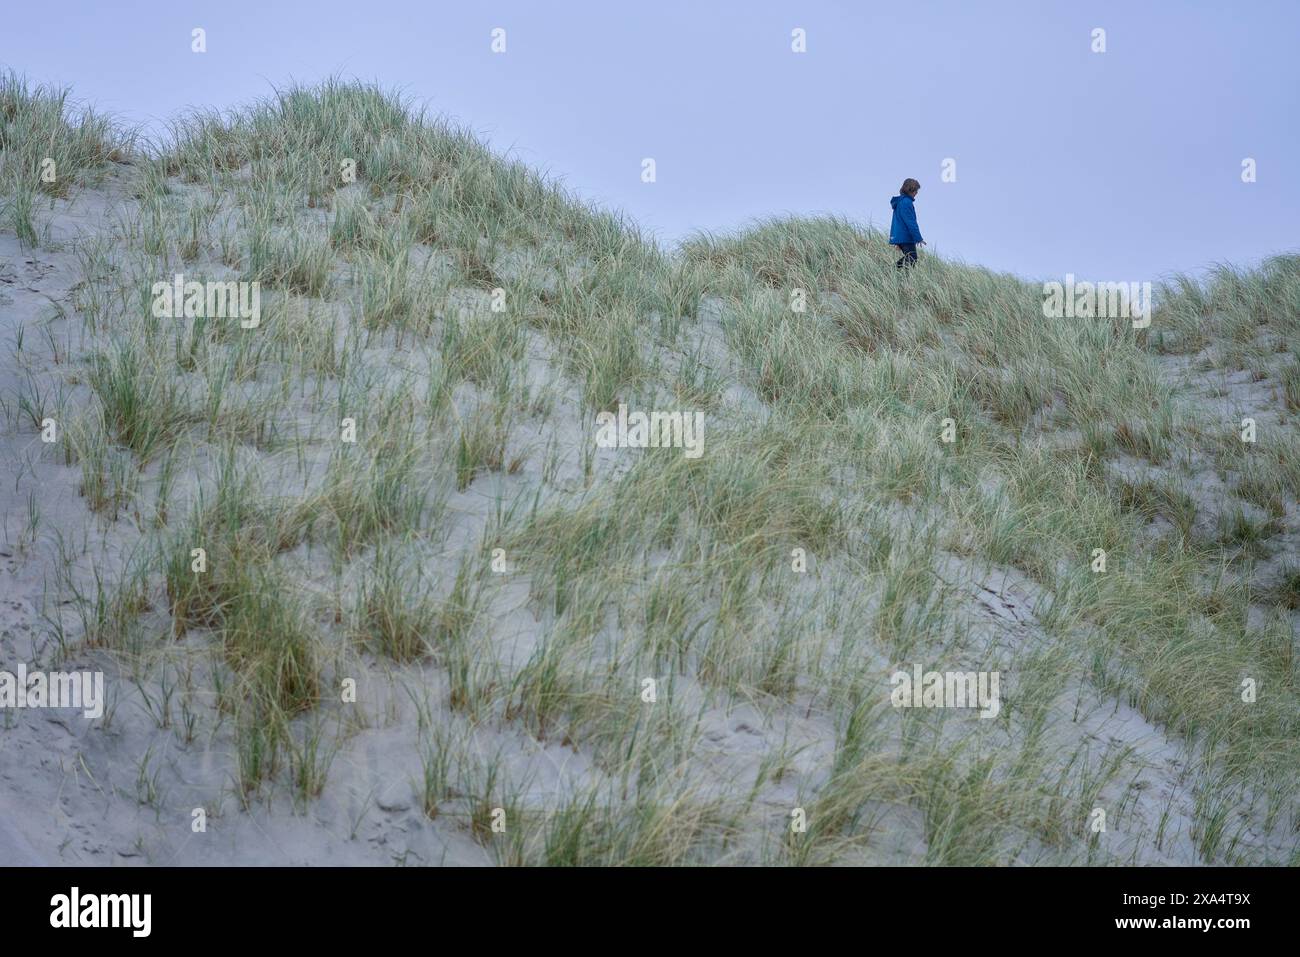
[895,243,918,268]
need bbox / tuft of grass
[242,219,334,296]
[87,339,189,460]
[350,545,438,662]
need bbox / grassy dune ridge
[2,75,1297,865]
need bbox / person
[889,178,925,268]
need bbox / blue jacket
[888,193,923,245]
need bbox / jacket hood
[890,194,911,209]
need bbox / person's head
[900,178,921,198]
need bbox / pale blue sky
[3,0,1296,284]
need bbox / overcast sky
[4,0,1297,284]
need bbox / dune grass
[0,70,129,243]
[4,75,1297,865]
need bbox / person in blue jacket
[889,178,925,268]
